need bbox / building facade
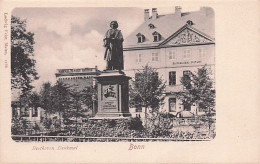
[55,67,100,91]
[123,7,215,116]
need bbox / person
[103,21,124,70]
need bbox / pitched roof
[124,7,214,48]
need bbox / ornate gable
[161,26,214,46]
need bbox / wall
[57,76,94,91]
[124,43,215,114]
[124,44,214,71]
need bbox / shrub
[33,123,40,131]
[11,117,27,135]
[159,112,175,118]
[107,119,117,128]
[42,117,52,129]
[146,113,173,137]
[55,116,215,140]
[129,117,143,130]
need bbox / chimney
[200,7,214,17]
[175,6,182,17]
[144,9,149,21]
[152,8,157,20]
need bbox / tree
[51,81,71,118]
[65,90,85,134]
[64,85,97,134]
[39,81,97,133]
[39,81,71,130]
[11,16,39,94]
[177,65,215,114]
[28,92,41,115]
[81,85,98,113]
[129,65,166,125]
[17,91,41,118]
[39,82,53,115]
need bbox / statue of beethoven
[103,21,124,70]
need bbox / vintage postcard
[0,0,259,163]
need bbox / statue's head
[110,21,118,29]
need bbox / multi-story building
[55,67,100,90]
[55,67,101,116]
[123,6,215,116]
[11,67,101,121]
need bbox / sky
[12,6,201,92]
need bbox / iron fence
[11,135,211,142]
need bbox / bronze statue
[103,21,124,70]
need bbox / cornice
[123,42,215,51]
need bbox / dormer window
[136,33,145,43]
[138,37,142,43]
[152,31,161,42]
[186,20,194,26]
[148,23,155,29]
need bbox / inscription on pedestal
[102,101,117,110]
[102,84,118,111]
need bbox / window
[169,71,176,85]
[169,50,176,60]
[136,33,145,43]
[152,31,161,42]
[152,53,159,61]
[153,35,158,42]
[183,49,191,59]
[184,103,191,111]
[148,23,155,29]
[169,98,176,112]
[138,36,142,43]
[199,48,206,58]
[136,54,142,63]
[186,20,194,26]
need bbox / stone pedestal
[94,70,131,118]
